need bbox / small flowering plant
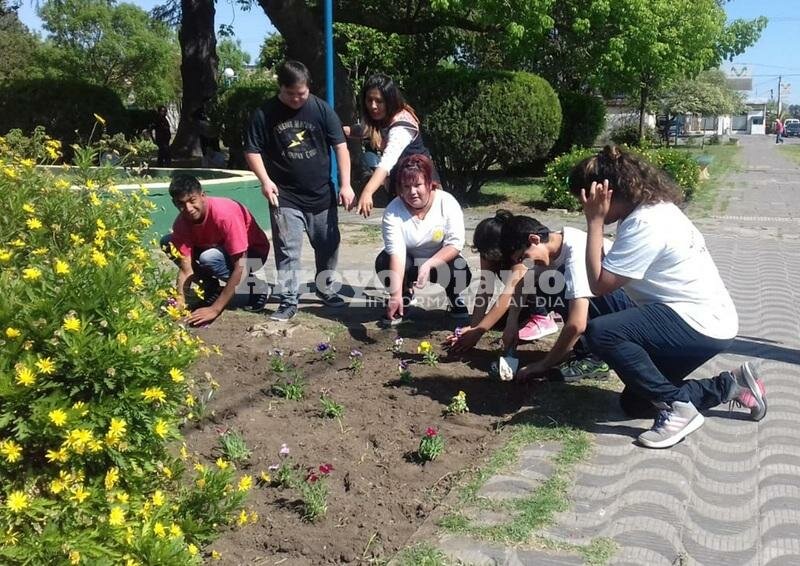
[418,427,445,462]
[316,342,336,363]
[446,391,469,415]
[417,340,439,366]
[299,463,334,522]
[270,349,288,373]
[347,348,364,372]
[398,360,413,385]
[389,336,404,353]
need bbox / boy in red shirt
[161,175,270,326]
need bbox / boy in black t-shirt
[244,60,355,321]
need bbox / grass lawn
[778,143,800,165]
[470,176,546,209]
[669,144,742,216]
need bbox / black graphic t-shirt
[244,94,345,212]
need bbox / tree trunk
[171,0,218,158]
[257,0,355,123]
[638,81,649,145]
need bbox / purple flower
[454,327,463,338]
[349,349,363,358]
[166,297,178,307]
[398,359,410,371]
[316,342,330,353]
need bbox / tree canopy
[657,69,746,117]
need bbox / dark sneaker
[379,314,404,328]
[243,292,269,312]
[448,295,469,320]
[637,400,704,449]
[315,290,346,308]
[270,304,297,322]
[559,357,610,382]
[729,362,767,421]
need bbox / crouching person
[161,174,271,326]
[375,154,471,326]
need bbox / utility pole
[778,75,783,116]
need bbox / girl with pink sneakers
[571,145,766,448]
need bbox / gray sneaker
[270,304,297,322]
[315,290,346,308]
[637,400,705,449]
[729,362,767,421]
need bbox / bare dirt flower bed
[182,308,550,565]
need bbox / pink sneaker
[730,362,767,421]
[518,313,558,341]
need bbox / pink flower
[425,427,438,437]
[319,463,334,475]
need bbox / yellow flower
[211,550,221,560]
[71,484,90,504]
[50,478,66,494]
[20,158,35,168]
[69,233,85,245]
[25,218,42,230]
[184,394,195,407]
[127,308,140,321]
[89,193,101,206]
[237,509,248,526]
[6,491,28,513]
[131,273,144,289]
[105,467,119,490]
[68,550,80,565]
[93,113,107,126]
[15,365,36,387]
[63,315,81,332]
[162,466,173,479]
[116,492,129,504]
[153,522,166,538]
[249,510,259,524]
[154,419,169,438]
[0,249,12,262]
[165,304,183,320]
[193,462,206,474]
[36,357,56,375]
[22,267,42,281]
[11,238,25,248]
[180,445,189,460]
[132,247,148,261]
[32,247,49,256]
[187,543,199,556]
[259,471,271,483]
[169,523,182,538]
[169,368,184,383]
[0,440,22,463]
[152,490,165,507]
[73,401,89,415]
[116,333,128,345]
[55,179,70,190]
[215,458,229,470]
[107,418,127,440]
[22,203,35,214]
[417,341,433,354]
[141,387,166,403]
[48,409,68,427]
[45,448,69,463]
[5,327,21,339]
[109,506,125,526]
[237,475,253,492]
[54,260,70,275]
[91,249,108,268]
[139,217,153,228]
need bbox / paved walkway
[411,136,800,565]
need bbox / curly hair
[568,145,683,206]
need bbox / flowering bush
[347,349,363,372]
[0,142,247,563]
[446,391,469,415]
[418,427,444,462]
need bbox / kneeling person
[161,174,271,326]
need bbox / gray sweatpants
[270,205,340,306]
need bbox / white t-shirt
[544,227,611,300]
[602,202,738,340]
[381,190,465,261]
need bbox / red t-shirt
[171,197,270,260]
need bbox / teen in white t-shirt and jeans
[375,154,471,326]
[571,145,766,449]
[569,146,767,448]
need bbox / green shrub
[610,123,660,148]
[0,142,249,563]
[212,72,277,169]
[413,68,561,196]
[0,79,128,154]
[542,146,701,209]
[543,147,596,211]
[552,92,606,155]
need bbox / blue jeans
[159,234,268,296]
[584,302,736,412]
[270,205,340,307]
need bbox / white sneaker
[637,401,704,449]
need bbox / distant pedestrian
[151,105,172,167]
[775,117,785,144]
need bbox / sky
[16,0,800,105]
